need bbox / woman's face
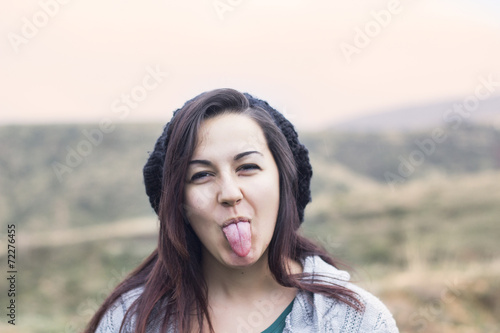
[184,112,280,268]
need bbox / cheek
[184,187,213,218]
[263,172,280,207]
[266,175,281,228]
[251,174,280,223]
[184,195,202,225]
[184,201,208,239]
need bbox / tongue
[222,222,252,257]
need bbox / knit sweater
[95,256,399,332]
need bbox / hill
[1,123,499,332]
[1,123,499,232]
[332,95,500,133]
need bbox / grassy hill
[0,123,499,332]
[331,95,500,132]
[1,123,499,231]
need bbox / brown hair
[84,88,363,333]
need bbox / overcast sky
[1,0,499,130]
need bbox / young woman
[85,88,399,332]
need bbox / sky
[1,0,500,130]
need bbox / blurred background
[1,0,499,332]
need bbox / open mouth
[222,218,252,257]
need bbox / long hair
[85,88,363,333]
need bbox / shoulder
[344,282,399,333]
[95,287,144,333]
[286,256,399,333]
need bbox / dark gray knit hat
[143,90,312,222]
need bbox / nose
[217,173,243,207]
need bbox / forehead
[193,113,268,157]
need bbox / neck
[202,250,285,302]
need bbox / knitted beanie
[143,91,312,222]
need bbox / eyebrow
[188,151,263,166]
[234,150,262,161]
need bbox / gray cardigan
[96,256,399,332]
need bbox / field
[0,124,499,332]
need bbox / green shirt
[261,299,294,333]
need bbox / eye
[190,171,212,182]
[237,164,261,173]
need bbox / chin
[223,249,263,268]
